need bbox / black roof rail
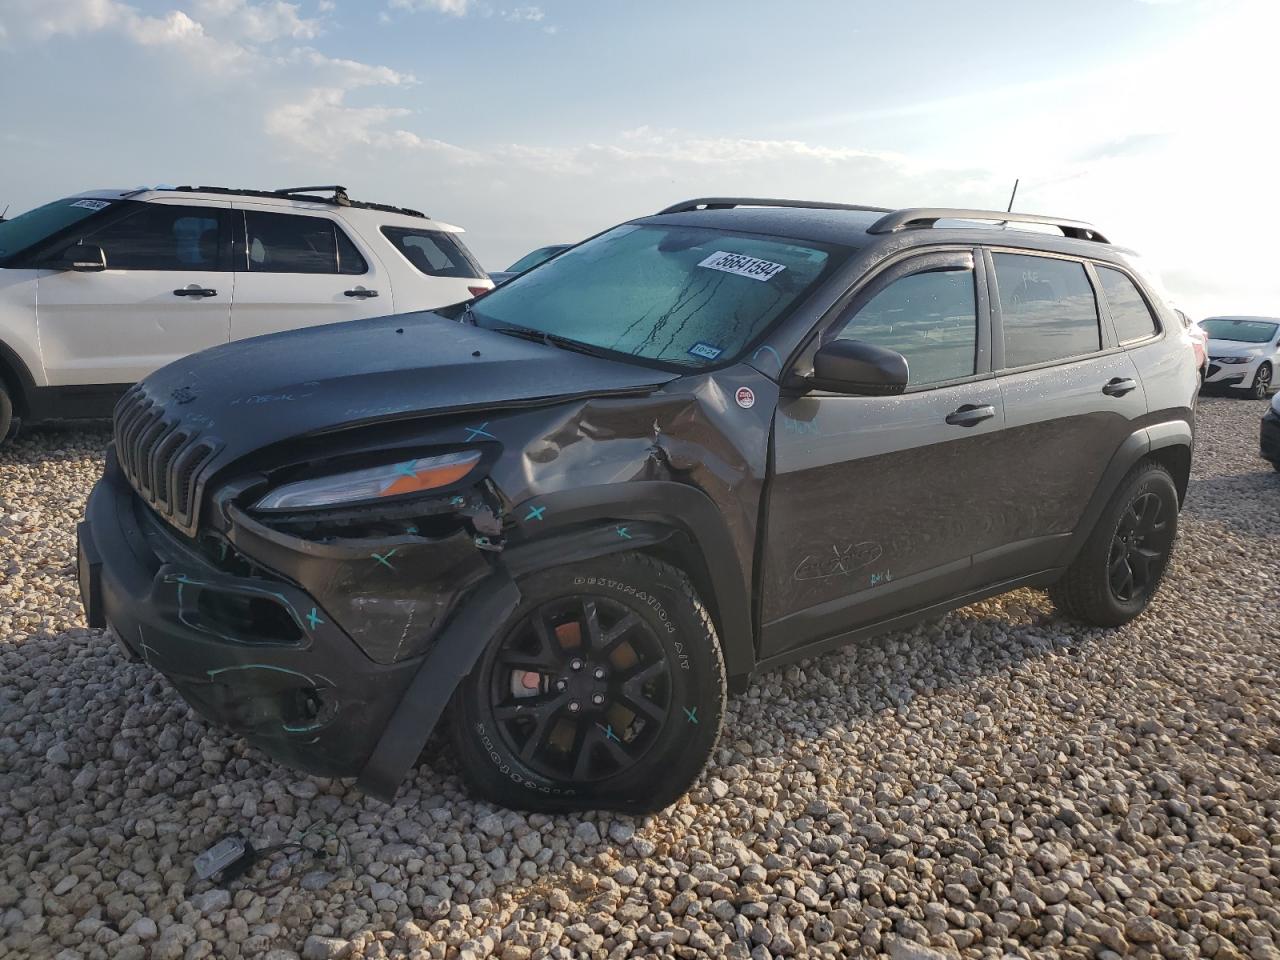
[658,197,894,216]
[868,208,1109,243]
[162,185,428,219]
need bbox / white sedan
[1199,316,1279,399]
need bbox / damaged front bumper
[79,451,518,794]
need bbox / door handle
[173,286,217,298]
[1102,377,1138,397]
[945,404,996,427]
[344,287,379,299]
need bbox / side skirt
[750,567,1064,677]
[26,383,130,423]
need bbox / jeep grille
[113,386,220,536]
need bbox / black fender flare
[1058,418,1194,567]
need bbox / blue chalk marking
[616,526,632,540]
[449,495,466,506]
[392,461,420,479]
[525,505,546,522]
[218,541,229,561]
[752,345,783,369]
[464,422,497,442]
[684,706,698,724]
[405,525,419,535]
[306,608,324,630]
[599,723,621,743]
[372,549,398,570]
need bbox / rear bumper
[80,462,423,779]
[1262,409,1280,465]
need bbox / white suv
[0,185,492,442]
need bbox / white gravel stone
[2,398,1279,959]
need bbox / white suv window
[381,226,484,279]
[244,210,368,275]
[83,204,225,271]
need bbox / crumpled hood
[1206,339,1267,358]
[127,310,678,469]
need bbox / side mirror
[809,339,909,395]
[52,243,107,272]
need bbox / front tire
[1248,362,1273,400]
[449,553,725,813]
[1049,460,1179,627]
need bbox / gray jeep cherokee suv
[78,198,1198,812]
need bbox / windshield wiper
[489,325,612,359]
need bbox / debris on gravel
[2,396,1278,959]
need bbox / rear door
[972,248,1148,585]
[229,206,390,340]
[35,200,232,385]
[760,249,1008,659]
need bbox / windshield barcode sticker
[698,251,787,282]
[69,199,111,211]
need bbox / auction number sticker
[69,199,111,211]
[687,341,723,361]
[698,250,787,282]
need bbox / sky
[1,0,1278,319]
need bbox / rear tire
[0,386,12,447]
[449,552,726,813]
[1049,460,1179,627]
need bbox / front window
[832,260,977,386]
[469,224,843,368]
[0,197,119,261]
[85,204,223,271]
[1200,318,1279,343]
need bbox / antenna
[0,203,9,220]
[1006,178,1020,213]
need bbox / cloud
[296,49,417,87]
[503,6,543,21]
[192,0,323,42]
[388,0,471,14]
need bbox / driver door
[759,249,1009,660]
[36,200,232,385]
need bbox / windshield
[1201,318,1279,343]
[0,197,118,260]
[506,245,567,273]
[471,224,841,368]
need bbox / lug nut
[593,667,606,680]
[591,693,605,705]
[568,701,581,713]
[556,679,567,691]
[570,658,584,671]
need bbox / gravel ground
[1,395,1278,960]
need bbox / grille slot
[113,387,220,535]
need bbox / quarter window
[1096,266,1158,343]
[994,253,1100,367]
[81,204,223,271]
[381,226,485,279]
[244,211,366,274]
[833,263,977,386]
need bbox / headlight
[253,450,482,511]
[1215,356,1251,364]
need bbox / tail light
[468,285,490,299]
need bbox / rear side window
[382,226,484,279]
[82,204,223,271]
[244,211,366,274]
[994,253,1100,367]
[833,262,977,386]
[1096,266,1158,343]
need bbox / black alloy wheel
[483,595,673,783]
[1107,491,1174,603]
